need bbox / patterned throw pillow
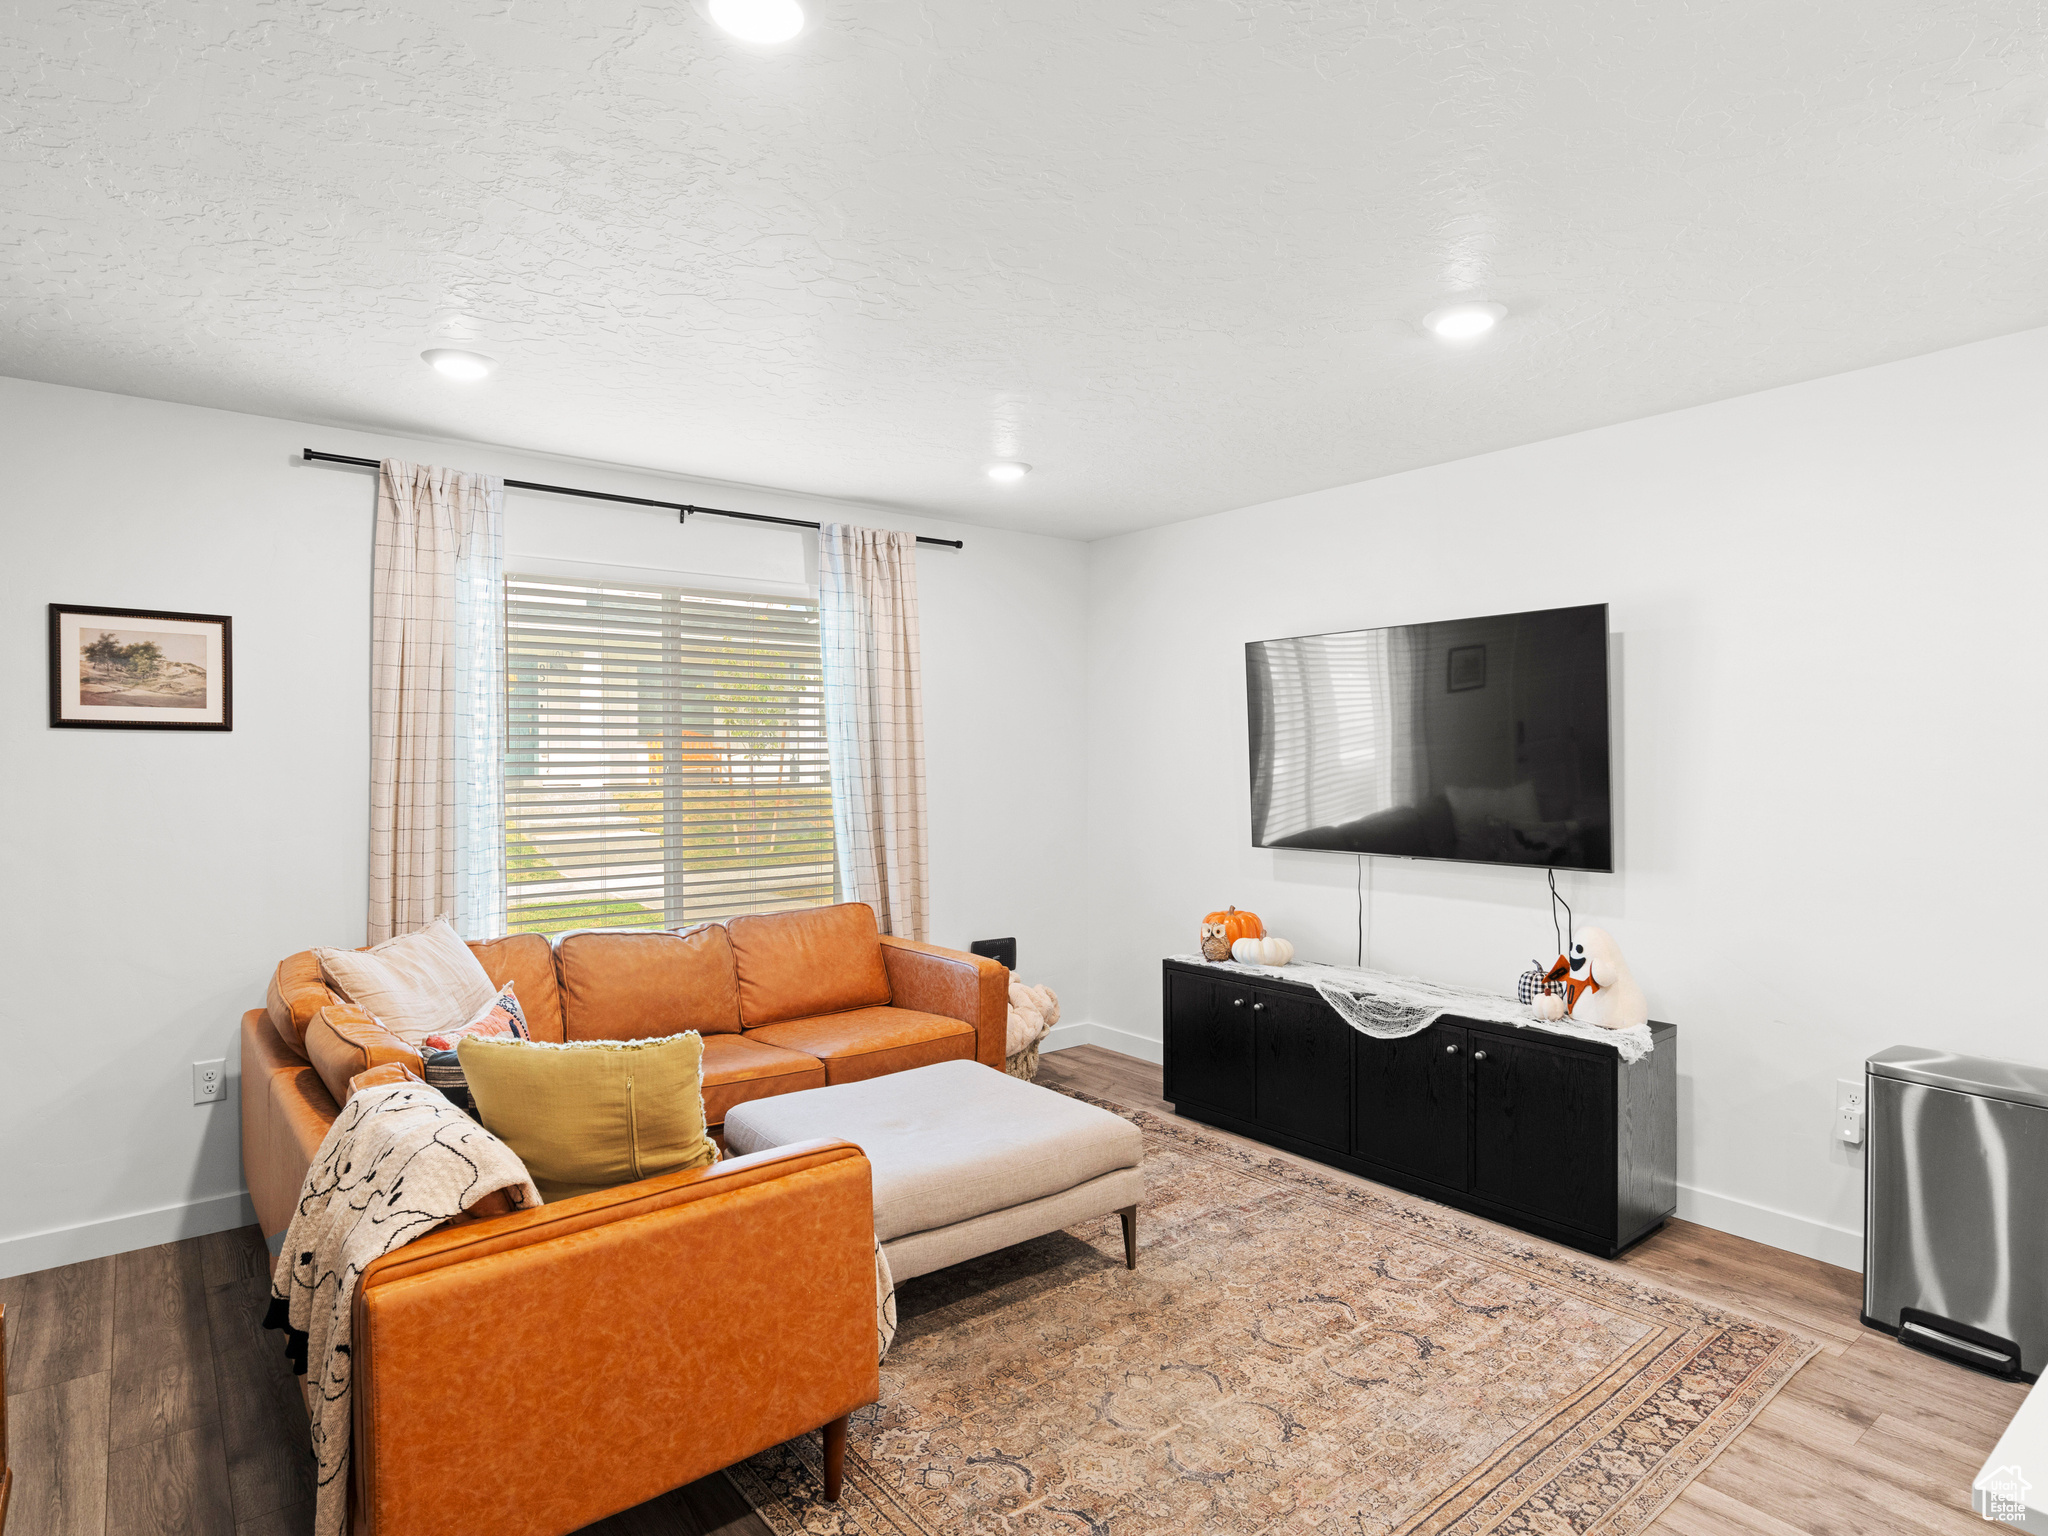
[421,981,528,1051]
[420,1047,479,1116]
[419,982,528,1116]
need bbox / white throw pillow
[314,917,498,1048]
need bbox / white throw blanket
[1168,955,1655,1062]
[266,1083,540,1536]
[876,1241,897,1360]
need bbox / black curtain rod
[301,449,965,548]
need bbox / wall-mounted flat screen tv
[1246,603,1612,871]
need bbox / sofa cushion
[746,1006,974,1085]
[459,1032,719,1202]
[305,1004,426,1107]
[315,918,498,1048]
[265,951,337,1058]
[466,933,565,1043]
[700,1033,828,1127]
[557,927,742,1039]
[727,902,892,1027]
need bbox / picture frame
[1447,643,1487,693]
[49,604,233,731]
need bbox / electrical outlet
[1836,1078,1864,1145]
[193,1059,226,1105]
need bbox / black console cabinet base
[1162,960,1677,1260]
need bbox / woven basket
[1005,1040,1042,1082]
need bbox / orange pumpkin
[1203,906,1264,945]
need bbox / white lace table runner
[1167,955,1654,1063]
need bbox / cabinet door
[1471,1037,1613,1237]
[1253,988,1352,1151]
[1353,1023,1470,1189]
[1163,971,1256,1119]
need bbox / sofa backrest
[556,926,743,1039]
[466,932,566,1043]
[274,905,895,1055]
[726,902,891,1026]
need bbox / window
[503,574,834,935]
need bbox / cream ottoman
[722,1059,1145,1282]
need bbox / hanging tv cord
[1548,867,1573,954]
[1356,855,1365,967]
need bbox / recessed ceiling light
[1423,302,1507,341]
[421,348,497,381]
[709,0,805,42]
[987,462,1031,483]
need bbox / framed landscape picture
[49,604,233,731]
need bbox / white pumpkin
[1231,934,1295,967]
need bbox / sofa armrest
[265,950,336,1059]
[879,936,1008,1070]
[305,1005,423,1107]
[346,1060,424,1100]
[351,1140,879,1536]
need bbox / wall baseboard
[1676,1182,1863,1271]
[0,1190,257,1280]
[1040,1020,1164,1065]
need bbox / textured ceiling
[4,2,2047,539]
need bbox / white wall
[11,323,2044,1279]
[0,377,1088,1277]
[1079,325,2048,1268]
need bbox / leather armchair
[350,1140,878,1536]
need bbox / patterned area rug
[729,1094,1816,1536]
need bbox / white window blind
[504,574,835,935]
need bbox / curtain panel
[818,523,929,941]
[369,460,506,943]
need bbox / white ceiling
[4,2,2046,540]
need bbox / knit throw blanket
[1168,955,1654,1062]
[265,1083,541,1536]
[1006,980,1060,1057]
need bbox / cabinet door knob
[1473,1049,1489,1062]
[1251,1001,1265,1012]
[1444,1043,1459,1054]
[1232,997,1245,1008]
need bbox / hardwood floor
[0,1044,2020,1536]
[0,1219,761,1536]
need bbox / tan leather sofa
[239,901,1007,1536]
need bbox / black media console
[1161,959,1677,1258]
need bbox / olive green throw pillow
[458,1031,717,1202]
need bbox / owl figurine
[1200,921,1233,961]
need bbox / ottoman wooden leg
[823,1413,848,1502]
[1119,1205,1138,1269]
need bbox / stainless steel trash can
[1865,1046,2048,1379]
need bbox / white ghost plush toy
[1531,927,1649,1030]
